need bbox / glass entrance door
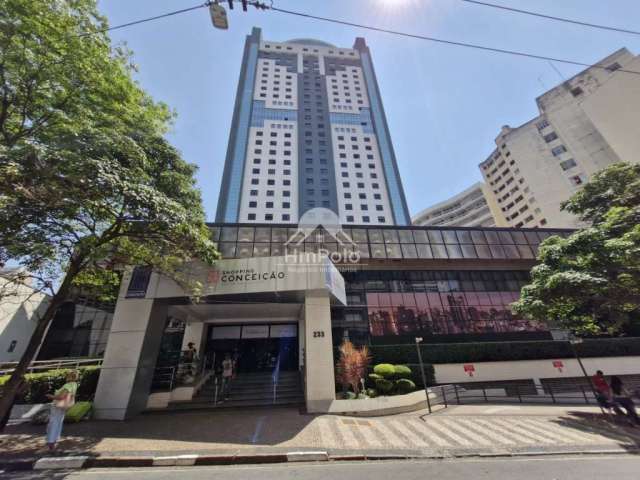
[206,324,298,374]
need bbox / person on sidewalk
[593,370,615,411]
[45,371,79,451]
[221,353,234,400]
[610,376,640,425]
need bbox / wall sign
[552,360,564,372]
[313,331,325,338]
[463,364,475,377]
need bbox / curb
[1,448,638,472]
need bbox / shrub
[0,367,101,404]
[373,363,396,378]
[335,340,371,395]
[375,378,394,394]
[394,365,412,379]
[395,378,416,394]
[366,388,378,398]
[368,373,383,381]
[343,391,357,400]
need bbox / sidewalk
[1,404,639,469]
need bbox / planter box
[323,390,433,416]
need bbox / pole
[569,340,603,413]
[415,339,431,414]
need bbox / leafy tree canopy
[0,0,217,428]
[513,163,640,336]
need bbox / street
[4,455,640,480]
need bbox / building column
[303,290,336,412]
[94,298,167,420]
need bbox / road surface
[4,455,640,479]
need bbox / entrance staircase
[169,371,304,410]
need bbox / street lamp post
[415,337,431,414]
[551,328,602,413]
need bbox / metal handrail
[0,357,103,375]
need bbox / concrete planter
[323,390,432,416]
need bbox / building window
[560,158,577,171]
[536,119,549,131]
[250,190,258,196]
[265,201,274,208]
[543,132,558,143]
[282,214,290,221]
[266,190,275,196]
[551,145,567,156]
[251,179,259,185]
[346,215,354,222]
[362,216,370,223]
[570,86,584,97]
[265,213,273,221]
[249,201,257,208]
[377,216,385,223]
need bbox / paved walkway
[1,405,639,459]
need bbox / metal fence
[424,375,640,413]
[0,357,103,376]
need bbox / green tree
[0,0,218,429]
[513,163,640,336]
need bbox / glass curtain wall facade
[208,223,571,345]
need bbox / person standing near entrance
[222,353,234,400]
[45,371,78,451]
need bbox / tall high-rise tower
[215,28,410,226]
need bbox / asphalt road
[5,455,640,480]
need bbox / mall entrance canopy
[93,254,346,420]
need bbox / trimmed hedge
[369,337,640,365]
[0,367,101,404]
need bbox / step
[185,396,304,409]
[194,393,303,404]
[204,380,301,388]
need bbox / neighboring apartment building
[215,28,410,226]
[480,48,640,228]
[412,182,506,228]
[0,271,49,363]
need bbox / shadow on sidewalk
[0,406,317,459]
[552,410,640,451]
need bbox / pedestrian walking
[45,371,79,451]
[592,370,615,411]
[610,376,640,425]
[222,353,234,400]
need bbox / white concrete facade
[0,275,49,363]
[479,48,640,228]
[93,255,346,419]
[435,356,640,386]
[412,182,506,228]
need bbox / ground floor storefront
[92,223,582,419]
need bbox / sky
[97,0,640,221]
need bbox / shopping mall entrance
[205,323,299,373]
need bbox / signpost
[415,337,432,414]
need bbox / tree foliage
[513,163,640,335]
[0,0,217,428]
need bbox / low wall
[434,355,640,384]
[146,371,213,409]
[322,390,431,416]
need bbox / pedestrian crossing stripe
[315,415,623,450]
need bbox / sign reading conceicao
[208,268,286,284]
